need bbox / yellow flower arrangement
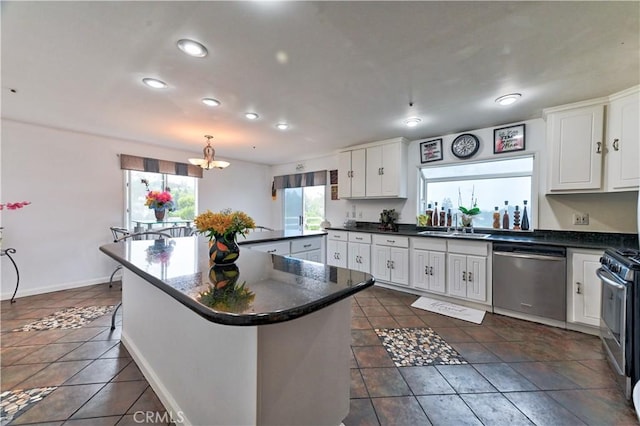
[194,208,256,240]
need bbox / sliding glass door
[284,186,325,232]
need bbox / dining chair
[108,229,172,330]
[157,225,194,237]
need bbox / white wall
[0,120,272,299]
[271,118,638,234]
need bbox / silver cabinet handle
[380,167,384,175]
[386,260,390,269]
[468,272,473,282]
[462,271,467,281]
[336,253,340,260]
[430,266,434,276]
[596,141,602,154]
[267,249,277,253]
[303,244,311,248]
[390,260,395,269]
[424,266,429,275]
[386,240,395,244]
[576,281,582,294]
[613,138,619,151]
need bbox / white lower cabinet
[446,240,490,303]
[327,231,348,268]
[348,232,371,273]
[567,249,602,327]
[411,238,446,294]
[372,235,409,286]
[289,237,323,263]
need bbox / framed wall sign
[420,138,443,163]
[494,123,526,154]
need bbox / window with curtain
[126,170,197,229]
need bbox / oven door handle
[596,268,627,290]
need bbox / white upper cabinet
[545,101,605,192]
[365,140,407,198]
[544,85,639,193]
[338,137,408,199]
[338,149,366,198]
[606,86,639,191]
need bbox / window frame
[417,153,538,230]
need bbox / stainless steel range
[597,248,640,401]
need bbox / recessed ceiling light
[495,93,522,106]
[276,123,289,130]
[404,117,421,128]
[245,112,259,120]
[202,98,220,107]
[177,39,208,58]
[142,78,168,89]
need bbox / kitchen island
[100,236,373,426]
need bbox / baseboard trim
[1,276,113,301]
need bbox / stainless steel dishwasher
[492,243,567,321]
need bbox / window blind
[273,170,327,189]
[119,154,203,178]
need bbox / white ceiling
[2,1,639,165]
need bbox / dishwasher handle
[493,251,566,261]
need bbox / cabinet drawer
[447,240,489,256]
[291,237,322,253]
[411,237,446,252]
[327,230,348,241]
[349,232,372,244]
[246,240,290,255]
[372,234,409,248]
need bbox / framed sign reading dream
[420,138,443,163]
[494,123,525,154]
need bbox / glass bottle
[433,202,439,226]
[426,203,433,227]
[513,205,521,230]
[439,210,446,227]
[446,209,452,227]
[502,201,510,230]
[521,200,530,231]
[492,206,500,229]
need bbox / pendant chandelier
[188,135,230,170]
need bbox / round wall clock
[451,133,480,159]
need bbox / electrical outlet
[573,213,589,225]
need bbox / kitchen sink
[417,230,450,236]
[417,230,491,239]
[445,232,491,239]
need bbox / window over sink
[418,155,534,230]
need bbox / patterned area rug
[12,305,115,331]
[375,327,467,367]
[0,387,57,425]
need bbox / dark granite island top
[99,235,373,326]
[99,235,371,425]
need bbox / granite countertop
[325,224,638,250]
[239,229,327,245]
[100,236,372,326]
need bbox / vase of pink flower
[142,179,174,221]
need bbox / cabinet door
[428,251,446,294]
[570,252,602,327]
[351,149,367,197]
[327,240,347,268]
[381,142,401,197]
[365,146,383,197]
[372,245,391,282]
[338,151,353,199]
[465,255,487,302]
[306,249,322,263]
[411,249,430,290]
[607,90,639,190]
[390,247,409,286]
[447,254,467,298]
[348,242,370,272]
[548,104,604,191]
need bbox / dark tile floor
[1,283,638,425]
